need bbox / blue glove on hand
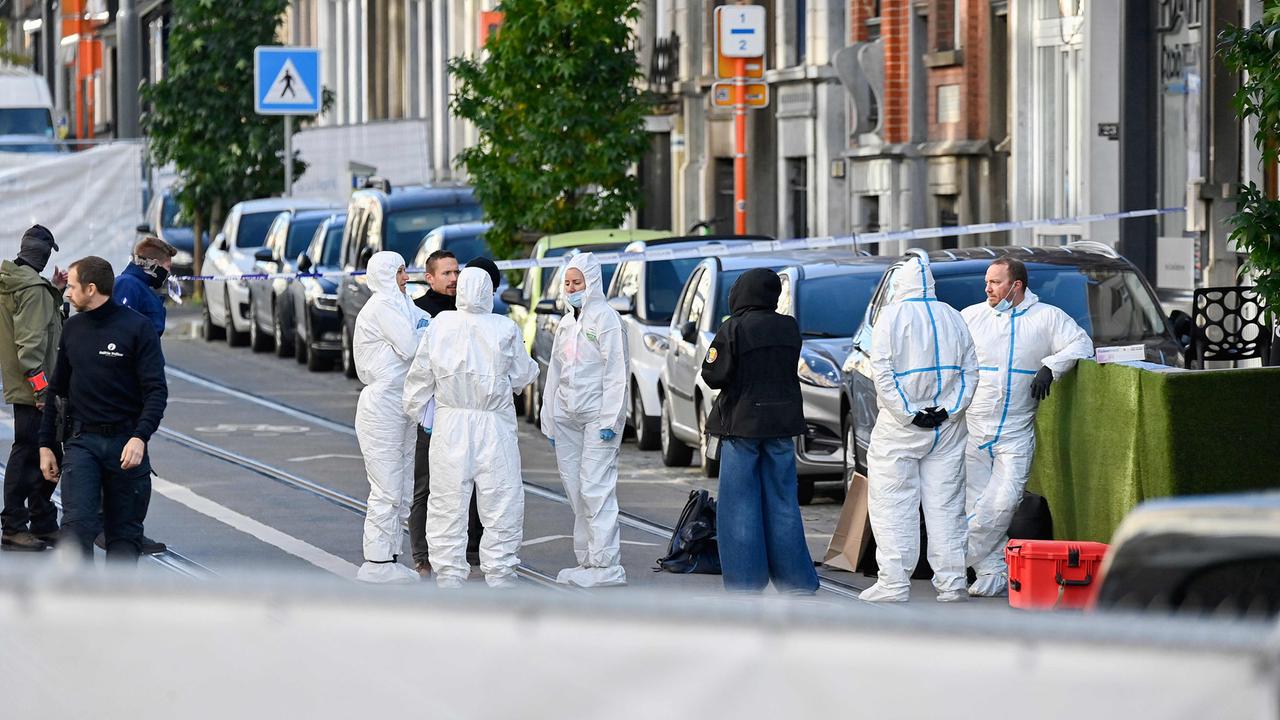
[549,438,556,449]
[424,427,432,435]
[600,429,616,442]
[416,317,430,330]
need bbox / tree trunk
[192,210,205,303]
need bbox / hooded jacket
[540,253,628,437]
[0,259,63,405]
[352,251,426,390]
[115,262,167,337]
[701,267,805,439]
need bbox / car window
[384,204,484,261]
[321,223,345,267]
[0,107,54,135]
[797,273,882,338]
[644,257,701,324]
[776,272,793,316]
[237,211,280,249]
[674,266,704,327]
[287,216,326,259]
[868,265,901,327]
[264,214,288,256]
[613,261,640,299]
[711,269,748,330]
[161,194,186,229]
[441,232,490,266]
[687,269,713,331]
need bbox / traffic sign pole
[734,56,747,235]
[284,115,293,197]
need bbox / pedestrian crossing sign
[254,46,322,115]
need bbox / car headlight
[798,349,841,388]
[642,332,669,354]
[313,293,339,312]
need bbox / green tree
[142,0,311,285]
[0,21,31,66]
[450,0,650,259]
[1220,4,1280,325]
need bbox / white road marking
[167,397,227,405]
[288,453,364,463]
[522,534,571,547]
[151,477,358,578]
[621,540,661,547]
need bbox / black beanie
[466,256,502,290]
[18,224,59,272]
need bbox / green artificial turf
[1027,361,1280,543]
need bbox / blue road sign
[254,46,321,115]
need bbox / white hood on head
[367,251,406,296]
[566,252,606,307]
[456,266,494,314]
[890,254,937,302]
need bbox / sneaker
[968,573,1008,597]
[33,531,59,547]
[1,531,48,552]
[858,582,909,603]
[937,589,969,603]
[414,561,432,579]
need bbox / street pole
[733,56,747,234]
[284,115,293,197]
[117,0,141,138]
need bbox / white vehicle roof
[233,197,335,214]
[0,66,54,108]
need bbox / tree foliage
[142,0,318,274]
[450,0,650,259]
[1220,6,1280,317]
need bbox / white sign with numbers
[717,5,766,58]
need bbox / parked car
[840,243,1188,483]
[138,187,210,275]
[406,221,511,315]
[776,255,895,503]
[289,213,346,371]
[336,182,484,377]
[500,228,674,355]
[202,197,333,346]
[605,236,757,450]
[0,66,58,152]
[246,209,340,355]
[658,252,816,476]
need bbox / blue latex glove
[424,427,432,435]
[416,317,429,330]
[600,428,616,442]
[549,438,556,448]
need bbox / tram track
[165,364,866,600]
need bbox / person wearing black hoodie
[701,268,819,594]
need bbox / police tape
[172,206,1185,283]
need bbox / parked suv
[336,182,483,377]
[202,197,332,345]
[840,244,1187,480]
[247,209,340,355]
[606,236,757,450]
[776,255,894,503]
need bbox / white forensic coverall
[540,253,629,588]
[863,253,978,602]
[962,289,1092,596]
[353,251,427,584]
[403,267,539,588]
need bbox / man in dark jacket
[407,250,482,576]
[0,225,65,551]
[701,268,819,594]
[38,257,167,562]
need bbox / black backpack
[656,489,722,574]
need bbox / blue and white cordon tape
[172,206,1185,283]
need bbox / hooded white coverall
[863,254,979,602]
[354,251,427,584]
[403,267,539,588]
[540,253,629,588]
[961,290,1092,595]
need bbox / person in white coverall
[403,267,539,588]
[540,253,628,588]
[961,257,1092,596]
[354,251,428,584]
[862,251,978,603]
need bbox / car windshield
[547,261,621,300]
[161,194,188,229]
[0,108,54,136]
[287,217,326,259]
[442,232,491,265]
[645,257,702,324]
[712,269,750,329]
[929,266,1169,343]
[320,224,344,267]
[541,242,629,297]
[797,273,881,338]
[238,211,281,249]
[385,204,484,261]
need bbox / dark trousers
[409,427,482,565]
[2,404,58,535]
[60,431,151,563]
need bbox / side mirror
[608,295,635,315]
[253,248,274,263]
[357,246,374,269]
[1169,309,1192,349]
[297,253,313,272]
[500,286,527,309]
[680,320,697,343]
[215,232,227,250]
[535,298,559,315]
[136,223,153,234]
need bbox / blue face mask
[993,285,1017,313]
[566,290,585,308]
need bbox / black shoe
[1,531,49,552]
[32,531,59,547]
[95,532,166,554]
[466,551,481,567]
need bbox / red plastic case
[1005,540,1109,610]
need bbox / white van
[0,66,59,152]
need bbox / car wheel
[341,322,358,378]
[523,383,539,425]
[659,395,693,467]
[797,478,816,506]
[697,400,720,478]
[274,301,294,358]
[226,289,248,347]
[294,315,309,364]
[632,387,660,451]
[201,292,224,341]
[248,297,272,352]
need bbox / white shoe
[969,573,1008,597]
[556,566,586,585]
[356,561,418,585]
[565,565,627,588]
[858,582,909,603]
[937,589,969,603]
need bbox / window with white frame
[1030,0,1084,242]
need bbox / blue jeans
[717,437,819,594]
[60,431,152,563]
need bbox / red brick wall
[881,0,910,144]
[925,0,988,143]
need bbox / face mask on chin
[993,284,1017,314]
